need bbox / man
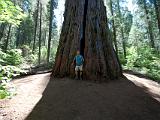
[72,50,84,80]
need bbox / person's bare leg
[75,70,78,79]
[80,71,83,80]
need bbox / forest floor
[0,73,160,120]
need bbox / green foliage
[36,46,57,64]
[124,45,160,81]
[126,46,138,68]
[119,52,127,65]
[50,47,58,62]
[25,54,38,64]
[0,0,26,25]
[41,46,47,62]
[21,45,32,57]
[0,65,23,99]
[0,49,23,66]
[0,0,58,99]
[0,49,26,99]
[6,49,23,65]
[0,65,22,81]
[0,50,7,64]
[0,87,10,99]
[106,0,160,81]
[20,45,37,64]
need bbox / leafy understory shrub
[21,45,31,57]
[41,46,47,63]
[18,45,38,65]
[0,49,23,66]
[36,46,57,63]
[119,52,127,65]
[0,82,16,99]
[50,47,58,62]
[0,65,25,99]
[6,49,23,65]
[126,46,138,68]
[24,54,38,65]
[0,50,7,65]
[123,45,160,81]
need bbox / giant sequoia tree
[52,0,122,81]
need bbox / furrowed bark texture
[52,0,122,81]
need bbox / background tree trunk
[117,0,126,59]
[38,3,42,65]
[47,0,54,63]
[143,0,155,48]
[43,30,47,46]
[16,28,20,48]
[4,25,12,52]
[153,0,160,34]
[52,0,122,81]
[32,0,39,53]
[109,0,118,54]
[0,23,6,41]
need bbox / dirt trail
[0,73,160,120]
[124,73,160,102]
[0,73,50,120]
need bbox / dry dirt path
[0,73,160,120]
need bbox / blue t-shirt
[74,55,84,66]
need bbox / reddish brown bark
[52,0,122,81]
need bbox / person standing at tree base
[72,50,84,80]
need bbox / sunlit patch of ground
[124,73,160,102]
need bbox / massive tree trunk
[52,0,122,81]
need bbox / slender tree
[47,0,54,63]
[153,0,160,34]
[143,0,155,48]
[32,0,40,53]
[4,25,12,52]
[38,3,42,64]
[109,0,118,54]
[43,30,47,46]
[117,0,126,58]
[0,23,6,41]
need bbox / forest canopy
[0,0,26,25]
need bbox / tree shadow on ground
[25,77,160,120]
